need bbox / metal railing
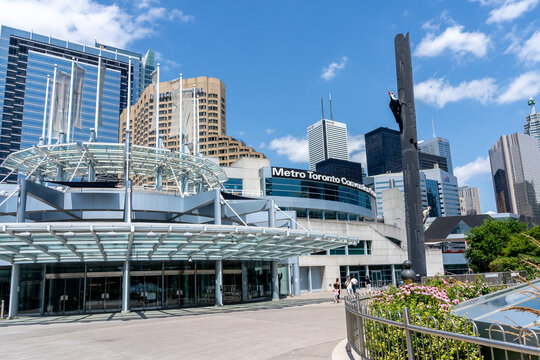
[344,295,540,360]
[422,271,528,286]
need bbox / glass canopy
[1,142,227,190]
[0,222,359,264]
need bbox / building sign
[271,167,375,197]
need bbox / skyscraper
[307,119,348,171]
[524,97,540,151]
[365,167,460,218]
[489,133,540,221]
[365,127,401,176]
[419,137,454,174]
[459,186,482,215]
[0,26,142,182]
[365,127,448,176]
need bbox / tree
[489,226,540,277]
[465,219,527,272]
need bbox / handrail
[344,295,540,359]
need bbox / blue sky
[2,0,540,213]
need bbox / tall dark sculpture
[389,33,427,278]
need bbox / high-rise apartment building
[365,127,448,176]
[307,119,348,171]
[524,97,540,151]
[120,76,265,168]
[419,137,454,174]
[0,26,142,182]
[489,133,540,221]
[458,186,481,215]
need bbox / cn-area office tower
[307,119,349,171]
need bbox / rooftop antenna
[321,97,325,119]
[329,93,334,121]
[432,117,436,138]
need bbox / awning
[0,222,359,264]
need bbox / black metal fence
[344,295,540,360]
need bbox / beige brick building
[120,76,265,167]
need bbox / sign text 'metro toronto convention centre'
[271,167,376,196]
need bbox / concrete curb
[331,338,362,360]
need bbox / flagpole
[126,56,131,132]
[155,63,160,148]
[41,75,50,140]
[179,73,183,152]
[196,94,200,155]
[48,65,58,145]
[66,58,75,142]
[94,55,102,139]
[192,84,196,154]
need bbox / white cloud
[268,135,309,163]
[321,56,348,81]
[0,0,193,48]
[515,31,540,64]
[415,77,497,108]
[415,25,490,58]
[497,71,540,103]
[454,156,491,185]
[348,134,366,167]
[265,128,275,135]
[154,50,181,71]
[486,0,539,24]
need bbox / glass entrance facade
[0,260,273,315]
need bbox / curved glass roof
[452,279,540,330]
[0,222,359,264]
[1,142,227,190]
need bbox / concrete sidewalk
[0,292,346,359]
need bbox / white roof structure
[0,222,359,264]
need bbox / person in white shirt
[345,276,353,296]
[351,277,359,294]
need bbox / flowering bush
[362,277,502,360]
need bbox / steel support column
[8,264,20,319]
[241,261,248,302]
[271,260,279,300]
[56,133,66,181]
[88,129,96,182]
[292,258,300,296]
[122,260,130,312]
[214,189,221,225]
[391,264,397,286]
[156,135,163,191]
[16,179,27,223]
[308,266,312,292]
[268,200,276,227]
[215,260,223,306]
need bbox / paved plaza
[0,293,347,360]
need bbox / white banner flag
[71,63,86,130]
[52,70,71,139]
[96,61,105,127]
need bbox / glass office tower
[0,26,142,182]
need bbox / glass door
[130,271,162,310]
[371,270,383,288]
[223,272,242,304]
[196,272,215,306]
[164,271,195,308]
[86,275,122,312]
[45,276,84,314]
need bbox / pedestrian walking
[345,275,353,297]
[332,278,341,303]
[351,276,358,294]
[365,275,372,291]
